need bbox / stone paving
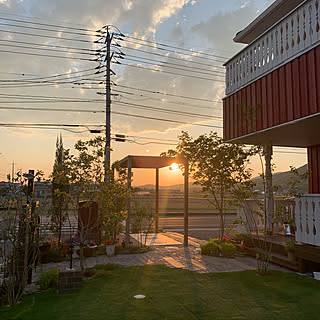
[32,232,291,282]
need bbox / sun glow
[169,162,179,171]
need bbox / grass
[1,265,320,320]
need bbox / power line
[117,93,222,110]
[122,38,226,63]
[120,62,225,82]
[113,101,222,120]
[0,20,96,37]
[0,38,98,53]
[116,45,225,69]
[0,15,230,57]
[0,42,97,57]
[113,83,222,103]
[0,92,102,101]
[0,68,102,83]
[0,108,222,129]
[0,100,221,120]
[0,28,93,43]
[0,13,95,30]
[110,111,222,128]
[124,35,229,60]
[0,48,94,61]
[121,55,225,77]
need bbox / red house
[223,0,320,247]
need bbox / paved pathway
[32,232,290,282]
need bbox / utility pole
[105,27,113,182]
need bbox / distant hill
[136,164,308,194]
[251,164,308,194]
[135,182,202,193]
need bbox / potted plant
[284,238,296,262]
[105,238,119,256]
[83,240,97,257]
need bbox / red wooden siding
[223,45,320,141]
[308,145,320,194]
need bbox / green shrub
[200,241,220,256]
[209,238,221,245]
[220,242,237,257]
[201,239,237,258]
[37,269,59,290]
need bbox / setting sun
[169,162,179,171]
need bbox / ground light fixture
[134,295,146,299]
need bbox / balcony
[295,194,320,245]
[225,0,320,96]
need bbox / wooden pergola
[118,155,189,246]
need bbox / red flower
[222,237,227,242]
[227,236,231,240]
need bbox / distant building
[34,182,52,200]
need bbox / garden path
[32,232,290,284]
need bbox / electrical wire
[120,55,225,77]
[124,34,229,60]
[0,38,99,53]
[113,83,222,103]
[0,42,97,56]
[113,101,222,120]
[122,38,226,63]
[119,62,225,82]
[115,45,225,69]
[0,28,93,43]
[0,48,95,61]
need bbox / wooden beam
[184,160,189,246]
[155,168,159,233]
[125,157,132,248]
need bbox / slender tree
[163,131,258,239]
[51,134,70,246]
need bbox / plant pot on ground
[83,247,97,257]
[105,244,115,256]
[284,238,296,262]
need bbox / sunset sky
[0,0,307,186]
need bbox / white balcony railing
[295,194,320,245]
[225,0,320,96]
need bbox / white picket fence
[225,0,320,95]
[295,194,320,245]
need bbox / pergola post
[184,159,189,247]
[155,168,159,233]
[264,143,273,233]
[125,157,132,248]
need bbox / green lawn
[2,265,320,320]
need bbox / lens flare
[169,163,179,171]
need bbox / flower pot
[314,272,320,280]
[106,244,115,256]
[83,247,97,257]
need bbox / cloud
[190,1,260,52]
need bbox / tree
[51,134,70,246]
[60,136,127,270]
[163,131,258,239]
[0,172,41,305]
